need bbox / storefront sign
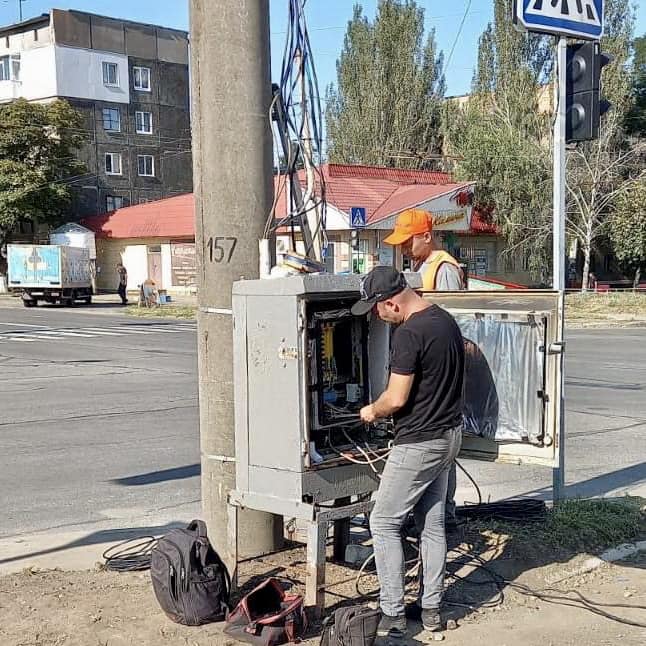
[171,242,197,287]
[432,210,469,230]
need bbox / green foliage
[565,0,637,290]
[475,497,644,554]
[626,33,646,136]
[0,99,86,245]
[443,0,552,280]
[326,0,445,168]
[444,0,638,285]
[608,175,646,279]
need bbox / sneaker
[377,613,407,639]
[404,602,422,621]
[421,608,442,632]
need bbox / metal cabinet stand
[229,495,374,617]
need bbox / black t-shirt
[390,305,465,444]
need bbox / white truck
[7,244,93,307]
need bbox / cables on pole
[266,0,328,260]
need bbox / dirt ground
[1,540,645,646]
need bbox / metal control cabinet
[231,274,391,520]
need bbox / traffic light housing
[350,229,359,251]
[565,42,613,143]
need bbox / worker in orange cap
[383,208,464,291]
[384,208,464,539]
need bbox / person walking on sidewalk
[352,266,465,638]
[384,208,465,529]
[116,263,128,305]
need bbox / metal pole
[189,0,283,570]
[19,0,23,22]
[552,36,567,501]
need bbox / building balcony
[0,79,22,102]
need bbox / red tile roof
[81,165,494,241]
[82,194,195,239]
[274,163,472,225]
[370,183,470,223]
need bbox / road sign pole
[553,36,567,502]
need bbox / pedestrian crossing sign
[350,207,366,228]
[515,0,604,40]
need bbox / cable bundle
[102,536,157,572]
[266,0,328,259]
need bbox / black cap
[351,266,408,316]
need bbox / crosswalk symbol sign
[351,207,366,228]
[515,0,603,40]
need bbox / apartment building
[0,9,192,218]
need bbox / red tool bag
[224,578,307,646]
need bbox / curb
[546,540,646,585]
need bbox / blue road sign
[350,207,366,228]
[515,0,603,40]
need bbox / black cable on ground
[455,459,482,506]
[457,498,547,522]
[102,536,157,572]
[452,546,646,629]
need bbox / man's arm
[436,263,463,290]
[360,372,414,423]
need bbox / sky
[1,1,645,97]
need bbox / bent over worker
[352,266,465,638]
[384,208,464,529]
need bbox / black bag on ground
[150,519,230,625]
[320,605,380,646]
[224,578,307,646]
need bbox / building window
[137,155,155,177]
[106,196,124,211]
[0,54,20,81]
[102,61,119,87]
[135,111,153,134]
[102,108,121,132]
[133,66,151,91]
[105,152,122,175]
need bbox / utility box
[231,274,394,521]
[230,276,564,520]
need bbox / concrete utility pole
[190,0,283,568]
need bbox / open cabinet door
[425,291,565,468]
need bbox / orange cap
[383,208,433,246]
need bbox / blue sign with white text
[350,207,366,228]
[516,0,604,39]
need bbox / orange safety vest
[419,251,463,291]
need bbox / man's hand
[360,404,377,424]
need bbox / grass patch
[566,292,646,323]
[125,305,197,320]
[472,497,645,555]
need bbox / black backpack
[320,605,380,646]
[151,519,230,626]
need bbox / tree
[565,0,638,291]
[442,0,553,281]
[0,99,86,268]
[326,0,445,168]
[609,174,646,287]
[626,34,646,136]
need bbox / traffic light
[351,229,359,252]
[565,42,613,143]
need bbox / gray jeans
[370,428,462,616]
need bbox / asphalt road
[1,304,645,545]
[0,303,200,543]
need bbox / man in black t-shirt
[352,266,464,638]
